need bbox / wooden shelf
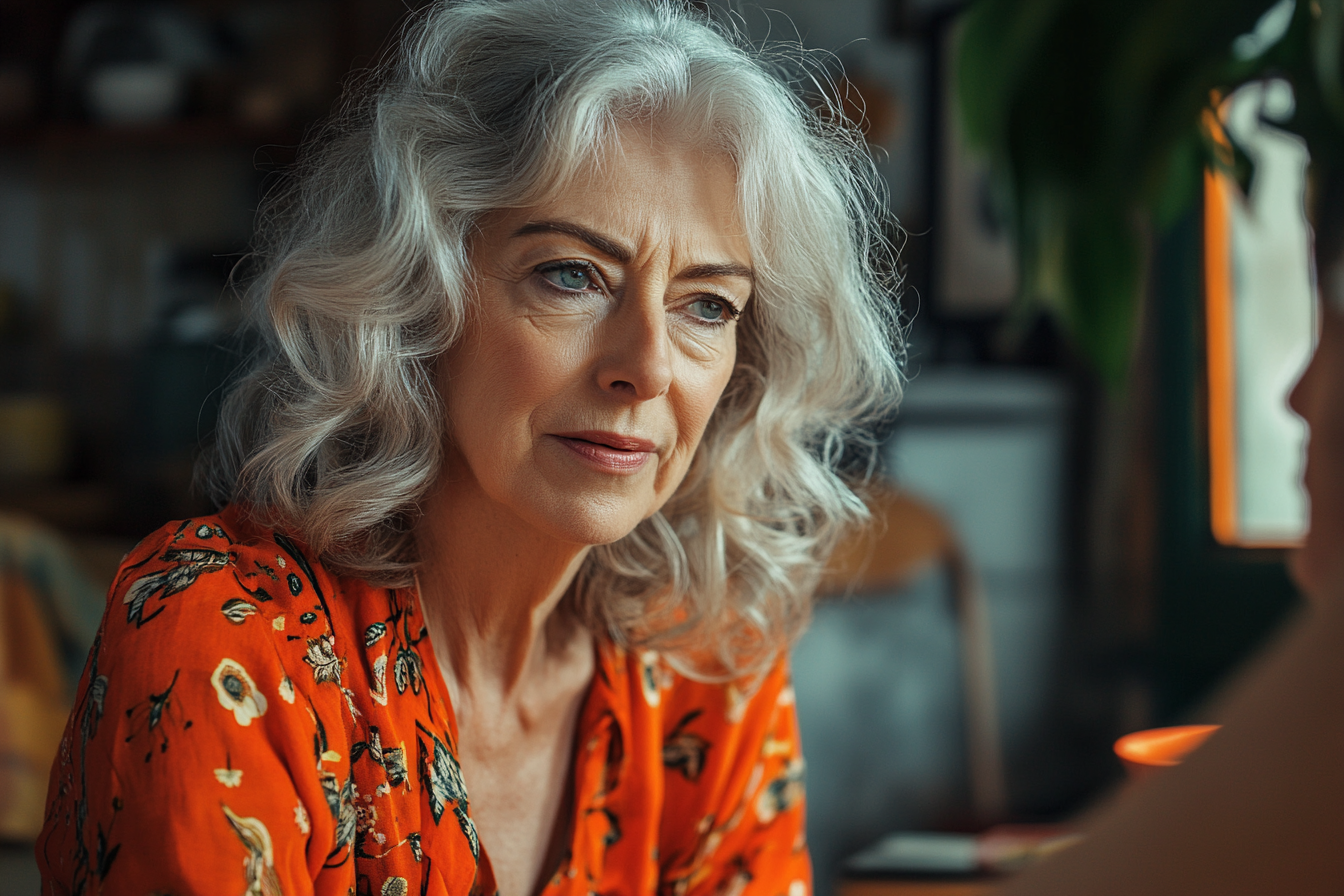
[0,119,303,153]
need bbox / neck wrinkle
[412,468,593,706]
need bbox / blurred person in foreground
[999,299,1344,894]
[35,2,901,894]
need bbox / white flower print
[725,682,749,724]
[214,767,243,787]
[278,677,296,704]
[370,654,389,706]
[639,650,669,707]
[294,802,311,835]
[222,804,280,896]
[304,633,344,685]
[755,757,806,824]
[211,658,268,726]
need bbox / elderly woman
[38,2,901,895]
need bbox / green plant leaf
[1064,209,1142,387]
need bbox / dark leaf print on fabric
[663,710,710,783]
[125,669,189,761]
[62,633,121,896]
[587,806,621,848]
[415,723,468,822]
[146,670,177,731]
[393,647,423,696]
[273,531,332,625]
[376,588,435,719]
[327,775,357,867]
[350,726,381,766]
[320,769,342,818]
[304,634,345,685]
[416,721,478,860]
[95,827,120,878]
[453,805,479,860]
[595,710,624,799]
[364,622,388,647]
[350,725,409,789]
[384,746,408,788]
[82,673,108,741]
[123,548,230,627]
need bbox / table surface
[837,877,1000,896]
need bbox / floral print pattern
[38,506,811,896]
[213,659,269,726]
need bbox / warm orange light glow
[1114,724,1221,781]
[1205,168,1239,545]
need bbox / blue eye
[539,263,596,291]
[688,298,734,323]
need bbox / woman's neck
[412,461,593,705]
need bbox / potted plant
[956,0,1344,386]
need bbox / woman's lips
[551,431,655,472]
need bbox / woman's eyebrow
[514,220,755,284]
[513,220,632,263]
[678,262,755,283]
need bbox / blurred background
[0,0,1315,893]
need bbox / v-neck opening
[409,583,616,896]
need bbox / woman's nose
[1289,301,1327,420]
[1288,357,1313,420]
[596,287,674,400]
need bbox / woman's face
[1289,300,1344,601]
[439,128,752,547]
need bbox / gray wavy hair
[203,0,904,677]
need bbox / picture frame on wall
[931,14,1018,316]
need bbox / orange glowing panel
[1205,167,1239,546]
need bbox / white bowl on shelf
[85,63,184,125]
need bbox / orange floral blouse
[37,506,811,896]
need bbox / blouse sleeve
[659,655,813,896]
[38,521,346,896]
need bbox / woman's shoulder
[96,507,360,695]
[610,644,795,735]
[111,506,338,628]
[42,509,368,892]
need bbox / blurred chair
[818,486,1007,820]
[794,486,1007,896]
[0,513,106,841]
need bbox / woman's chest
[311,589,672,896]
[323,664,667,896]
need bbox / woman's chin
[527,500,649,550]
